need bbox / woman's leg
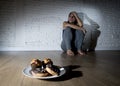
[75,29,85,55]
[61,27,72,51]
[61,27,74,56]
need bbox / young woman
[61,11,86,56]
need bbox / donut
[31,63,49,77]
[31,70,49,77]
[30,59,42,67]
[30,58,60,77]
[45,65,60,76]
[43,58,53,65]
[46,67,58,76]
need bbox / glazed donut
[30,58,60,77]
[46,67,58,76]
[31,70,49,77]
[45,65,60,76]
[43,58,53,65]
[30,59,42,67]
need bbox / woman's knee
[76,30,84,37]
[63,27,72,32]
[63,27,72,38]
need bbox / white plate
[22,66,66,79]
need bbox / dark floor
[0,50,120,86]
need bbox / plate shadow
[44,65,83,81]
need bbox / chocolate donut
[43,58,53,65]
[31,70,49,77]
[45,65,60,76]
[30,58,60,77]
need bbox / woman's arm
[63,21,86,34]
[63,21,81,29]
[72,11,86,34]
[72,11,83,27]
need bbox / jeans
[61,27,84,52]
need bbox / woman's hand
[81,27,87,34]
[63,21,70,29]
[71,11,78,17]
[70,11,83,27]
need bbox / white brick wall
[0,0,120,51]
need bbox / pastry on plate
[30,58,60,77]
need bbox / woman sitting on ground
[61,11,86,56]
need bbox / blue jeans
[61,27,84,52]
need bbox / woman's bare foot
[78,50,85,55]
[67,50,74,56]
